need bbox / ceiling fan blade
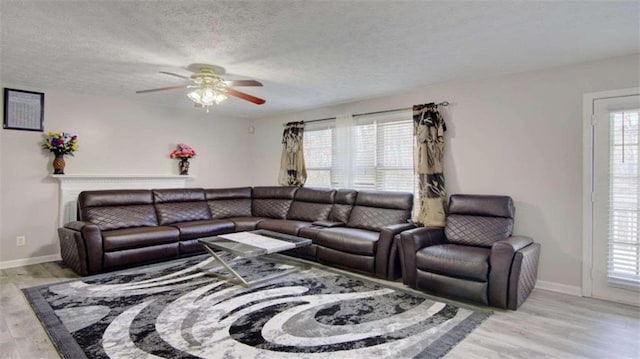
[136,84,188,94]
[224,80,263,87]
[160,71,190,80]
[224,88,266,105]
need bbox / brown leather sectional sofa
[58,186,415,278]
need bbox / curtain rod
[285,101,449,126]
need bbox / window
[303,124,333,187]
[609,109,640,285]
[303,110,415,193]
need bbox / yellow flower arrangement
[42,132,79,156]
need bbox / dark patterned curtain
[413,103,447,227]
[278,121,307,186]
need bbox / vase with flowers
[42,132,78,174]
[169,143,196,175]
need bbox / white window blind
[303,122,334,187]
[609,109,640,286]
[302,110,415,193]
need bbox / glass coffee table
[198,229,311,287]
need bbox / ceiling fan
[136,63,265,112]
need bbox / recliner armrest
[61,221,104,274]
[493,235,533,252]
[65,221,98,232]
[400,227,446,252]
[489,235,534,308]
[382,222,417,233]
[398,227,446,286]
[375,223,417,279]
[312,220,345,228]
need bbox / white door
[591,91,640,305]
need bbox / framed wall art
[3,88,45,132]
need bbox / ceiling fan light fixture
[136,64,265,110]
[187,87,227,112]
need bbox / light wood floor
[0,262,639,359]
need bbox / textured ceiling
[1,1,638,119]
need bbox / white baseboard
[0,254,61,270]
[535,280,582,297]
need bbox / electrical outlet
[16,236,26,246]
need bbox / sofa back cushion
[205,187,253,219]
[152,188,211,225]
[347,191,413,231]
[252,186,298,219]
[445,194,515,247]
[287,187,336,222]
[329,189,357,223]
[79,190,158,231]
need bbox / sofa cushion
[415,244,491,282]
[298,225,324,240]
[171,219,235,240]
[79,189,153,208]
[315,227,379,256]
[257,219,313,236]
[79,190,158,231]
[252,186,298,219]
[155,202,212,225]
[205,187,253,219]
[102,226,179,252]
[208,199,252,219]
[347,206,411,232]
[329,190,357,223]
[153,188,206,203]
[83,205,158,231]
[346,191,412,231]
[286,188,335,222]
[152,188,211,225]
[205,187,252,201]
[445,214,513,247]
[287,202,332,222]
[448,194,514,218]
[228,217,266,232]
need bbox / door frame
[582,87,640,298]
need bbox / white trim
[582,87,640,299]
[535,280,582,297]
[582,91,596,298]
[0,254,61,270]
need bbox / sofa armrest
[489,235,534,308]
[312,220,345,228]
[375,223,417,279]
[61,221,104,275]
[64,221,93,231]
[398,227,446,286]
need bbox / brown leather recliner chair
[399,194,540,309]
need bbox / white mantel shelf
[50,174,195,180]
[52,174,194,226]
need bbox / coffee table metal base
[201,245,250,287]
[201,246,311,288]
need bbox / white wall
[249,54,640,290]
[0,87,253,263]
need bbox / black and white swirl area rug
[23,254,490,358]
